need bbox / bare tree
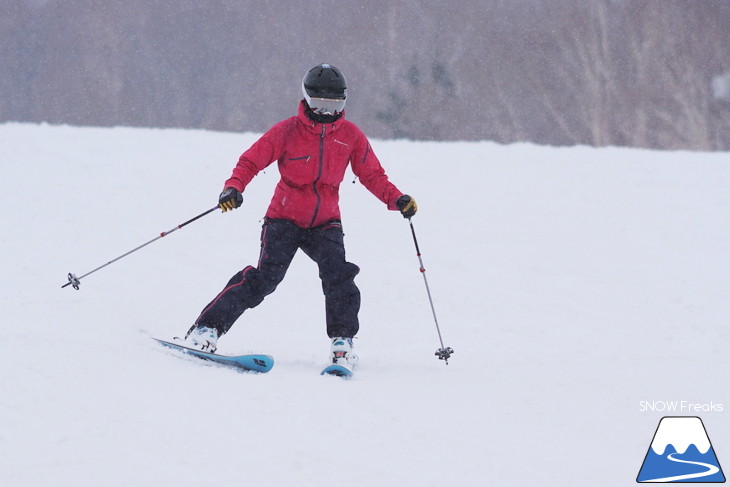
[1,0,728,150]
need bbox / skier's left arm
[351,134,417,218]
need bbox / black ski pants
[194,218,360,338]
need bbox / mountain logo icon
[637,416,725,483]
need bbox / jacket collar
[297,100,345,134]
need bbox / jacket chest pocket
[281,155,316,183]
[320,143,351,185]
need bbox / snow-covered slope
[1,123,729,486]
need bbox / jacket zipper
[308,124,326,228]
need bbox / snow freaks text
[639,401,724,413]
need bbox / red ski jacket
[224,101,404,228]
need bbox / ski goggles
[305,96,346,115]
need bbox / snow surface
[1,123,729,486]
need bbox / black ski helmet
[301,64,347,115]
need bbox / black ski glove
[219,187,243,212]
[396,194,417,218]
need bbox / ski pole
[62,205,219,290]
[407,218,454,364]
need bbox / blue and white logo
[637,416,725,483]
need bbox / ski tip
[321,364,353,379]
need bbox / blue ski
[153,338,274,373]
[321,364,353,378]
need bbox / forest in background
[2,0,729,150]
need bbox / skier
[182,64,417,372]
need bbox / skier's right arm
[223,122,288,194]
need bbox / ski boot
[183,325,219,353]
[331,337,359,368]
[321,337,358,377]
